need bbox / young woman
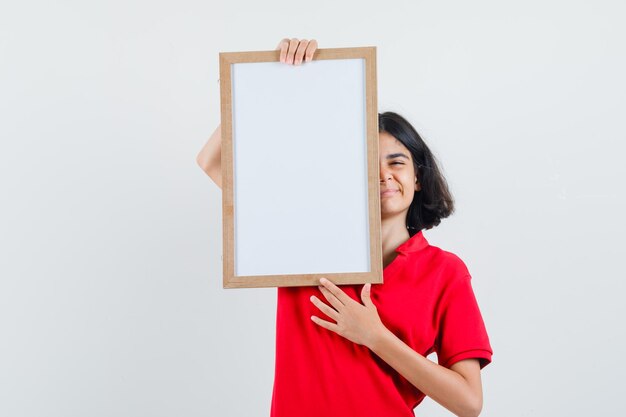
[197,38,492,417]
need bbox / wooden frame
[219,46,381,288]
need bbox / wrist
[367,324,393,352]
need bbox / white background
[1,1,625,416]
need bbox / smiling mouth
[380,190,399,197]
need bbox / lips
[380,189,399,197]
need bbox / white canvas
[231,59,370,276]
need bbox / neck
[380,214,411,265]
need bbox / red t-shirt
[270,230,493,417]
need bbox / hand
[310,277,387,349]
[276,38,318,65]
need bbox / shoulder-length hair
[379,111,455,236]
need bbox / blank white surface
[232,59,370,276]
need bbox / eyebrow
[385,153,410,160]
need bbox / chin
[380,205,410,219]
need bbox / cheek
[400,173,416,194]
[403,187,416,201]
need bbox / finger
[276,38,290,63]
[275,38,289,51]
[311,315,340,333]
[361,283,374,307]
[294,39,309,65]
[310,295,339,321]
[318,285,344,312]
[304,39,318,62]
[319,277,352,306]
[286,38,300,64]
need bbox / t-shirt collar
[395,230,429,254]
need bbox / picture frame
[219,46,381,288]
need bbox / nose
[380,166,392,183]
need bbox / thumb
[361,283,374,307]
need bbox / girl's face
[379,131,421,221]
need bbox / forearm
[196,124,222,188]
[368,328,481,417]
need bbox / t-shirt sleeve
[435,274,493,370]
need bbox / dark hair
[378,111,455,236]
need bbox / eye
[390,161,404,165]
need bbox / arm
[369,329,483,417]
[312,279,484,417]
[196,123,222,189]
[195,38,317,189]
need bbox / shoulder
[423,244,471,281]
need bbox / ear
[415,178,421,192]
